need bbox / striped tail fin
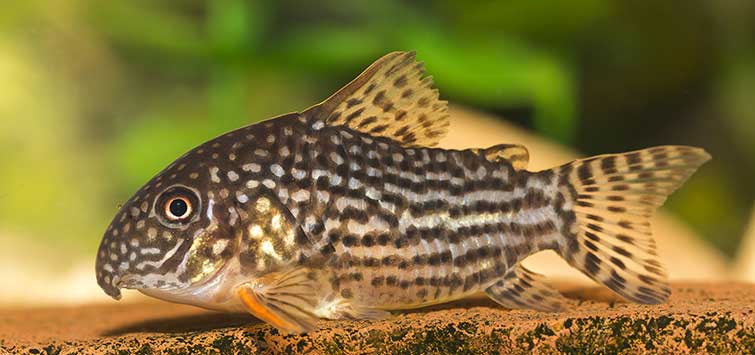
[553,145,710,304]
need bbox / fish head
[95,122,308,306]
[95,141,241,301]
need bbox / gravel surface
[1,282,753,354]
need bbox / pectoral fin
[237,268,320,334]
[485,265,568,312]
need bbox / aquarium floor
[1,282,754,354]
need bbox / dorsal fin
[474,144,530,170]
[303,51,450,147]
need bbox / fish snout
[95,263,123,300]
[95,256,151,299]
[95,236,125,300]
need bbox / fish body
[95,52,711,333]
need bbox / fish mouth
[96,273,123,300]
[133,260,240,311]
[115,273,185,293]
[114,257,235,302]
[115,274,146,290]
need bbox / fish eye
[166,197,191,220]
[156,185,201,226]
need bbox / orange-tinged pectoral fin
[238,287,303,333]
[236,268,321,334]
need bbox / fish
[95,51,711,334]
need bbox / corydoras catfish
[95,51,710,334]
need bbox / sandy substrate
[1,282,753,354]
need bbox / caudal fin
[553,145,710,304]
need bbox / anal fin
[485,265,567,312]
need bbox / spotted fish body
[95,52,711,333]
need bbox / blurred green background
[0,0,753,265]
